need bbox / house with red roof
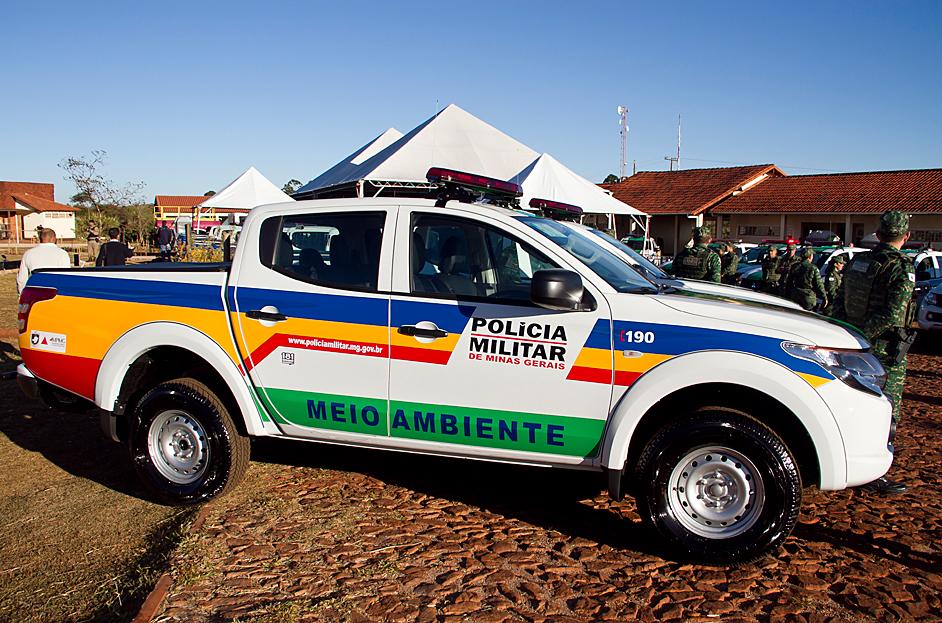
[154,195,211,227]
[0,181,79,243]
[603,166,942,255]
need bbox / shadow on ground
[0,378,149,502]
[250,436,670,559]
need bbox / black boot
[861,477,907,495]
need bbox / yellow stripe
[797,372,831,388]
[27,296,239,363]
[573,347,671,373]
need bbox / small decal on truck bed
[30,330,67,354]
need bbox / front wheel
[635,408,801,563]
[129,378,250,505]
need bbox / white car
[917,282,942,330]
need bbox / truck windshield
[520,217,658,293]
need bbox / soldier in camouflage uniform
[667,226,721,282]
[832,210,915,494]
[778,243,800,296]
[720,243,739,285]
[761,246,783,294]
[822,255,845,315]
[785,247,828,310]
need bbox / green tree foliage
[603,174,621,184]
[60,150,147,239]
[282,179,302,194]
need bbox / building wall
[23,211,77,239]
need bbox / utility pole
[664,156,678,171]
[617,106,628,179]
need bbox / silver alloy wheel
[667,445,766,539]
[147,410,209,485]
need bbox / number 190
[622,330,655,344]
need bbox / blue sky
[2,1,940,202]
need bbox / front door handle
[398,324,448,339]
[246,308,287,322]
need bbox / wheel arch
[96,322,271,437]
[601,351,846,495]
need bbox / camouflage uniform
[668,227,721,282]
[720,247,739,285]
[761,252,783,294]
[778,245,800,296]
[822,259,844,315]
[833,212,915,422]
[785,249,827,311]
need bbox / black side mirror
[531,269,587,311]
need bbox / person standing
[778,243,800,296]
[156,223,175,261]
[17,228,71,294]
[823,256,846,315]
[667,226,721,282]
[761,246,783,294]
[832,210,915,494]
[785,247,828,311]
[85,222,101,264]
[96,227,134,267]
[720,243,739,285]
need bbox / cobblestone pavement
[155,353,942,623]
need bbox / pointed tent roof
[512,153,645,216]
[295,128,404,195]
[299,104,539,193]
[198,167,294,210]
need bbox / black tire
[634,408,801,564]
[129,378,250,505]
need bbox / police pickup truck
[17,168,893,562]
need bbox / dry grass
[0,271,189,622]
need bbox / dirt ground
[154,348,942,622]
[0,272,189,623]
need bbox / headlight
[783,342,886,396]
[925,292,939,307]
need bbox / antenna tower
[617,106,628,179]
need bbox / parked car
[917,282,942,330]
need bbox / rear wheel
[130,378,250,504]
[635,408,801,563]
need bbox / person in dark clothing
[96,227,134,266]
[156,224,175,261]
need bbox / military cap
[801,247,814,259]
[692,225,712,239]
[786,242,797,250]
[832,255,846,264]
[878,210,909,237]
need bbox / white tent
[198,166,294,211]
[297,104,539,197]
[294,128,404,196]
[512,153,647,238]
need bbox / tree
[59,150,146,236]
[603,174,621,184]
[282,179,302,194]
[204,190,216,196]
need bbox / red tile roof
[0,181,55,212]
[10,193,79,213]
[155,195,209,207]
[601,164,783,215]
[712,168,942,214]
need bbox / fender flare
[95,321,270,437]
[601,350,847,490]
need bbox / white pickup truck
[17,170,894,562]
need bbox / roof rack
[426,167,522,208]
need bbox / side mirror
[531,269,587,311]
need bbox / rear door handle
[398,324,448,339]
[246,309,287,322]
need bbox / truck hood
[640,288,868,349]
[668,278,801,310]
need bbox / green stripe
[262,388,604,458]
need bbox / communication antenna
[677,113,682,170]
[617,106,629,179]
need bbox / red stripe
[244,333,388,371]
[614,370,642,386]
[22,349,100,401]
[390,344,452,365]
[566,365,612,384]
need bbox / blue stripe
[28,272,225,311]
[391,299,476,334]
[583,319,612,350]
[609,320,831,378]
[235,286,388,326]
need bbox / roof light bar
[529,198,584,220]
[426,167,522,198]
